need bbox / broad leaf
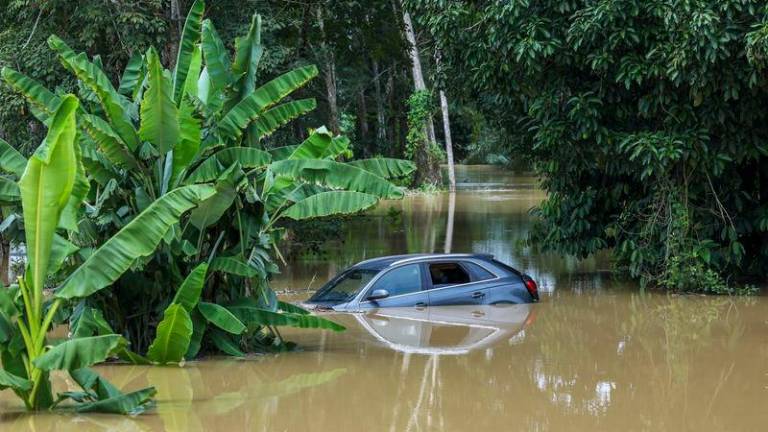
[186,147,271,184]
[0,137,28,176]
[287,127,334,160]
[269,159,404,199]
[278,300,310,315]
[70,367,121,399]
[201,19,232,110]
[210,256,258,277]
[232,13,264,100]
[0,177,19,202]
[19,95,79,294]
[253,99,317,141]
[226,301,345,332]
[55,184,216,299]
[218,65,318,141]
[80,114,138,169]
[118,52,145,99]
[188,164,240,230]
[33,335,126,371]
[172,263,208,311]
[49,36,140,151]
[140,48,179,154]
[173,0,205,103]
[48,234,79,276]
[268,145,299,161]
[171,99,201,186]
[281,191,378,220]
[75,387,156,415]
[348,158,417,179]
[1,67,61,124]
[209,329,245,357]
[0,369,32,392]
[199,302,246,334]
[147,304,193,364]
[185,309,207,359]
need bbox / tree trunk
[357,86,369,150]
[439,89,456,191]
[434,50,456,191]
[444,192,456,253]
[317,6,340,135]
[402,10,441,185]
[164,0,182,68]
[373,60,387,153]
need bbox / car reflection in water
[353,304,536,355]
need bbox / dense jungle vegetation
[0,0,767,414]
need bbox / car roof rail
[390,253,494,266]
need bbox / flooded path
[2,165,767,431]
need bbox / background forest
[3,0,768,294]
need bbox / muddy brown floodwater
[2,165,767,431]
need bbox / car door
[358,263,429,308]
[425,261,490,306]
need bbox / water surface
[2,165,766,431]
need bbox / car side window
[369,264,423,297]
[462,262,496,281]
[428,262,471,288]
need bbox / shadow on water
[2,165,767,431]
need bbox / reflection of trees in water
[513,294,761,431]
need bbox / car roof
[354,253,495,271]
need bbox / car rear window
[462,262,496,281]
[429,263,471,287]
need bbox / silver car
[305,253,539,312]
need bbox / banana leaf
[348,158,417,179]
[185,147,271,183]
[172,263,208,312]
[33,335,126,371]
[173,0,205,103]
[210,256,259,277]
[118,52,145,99]
[269,159,404,199]
[252,99,317,141]
[1,67,61,124]
[0,137,28,176]
[281,191,378,220]
[199,302,246,335]
[55,184,216,299]
[0,369,32,392]
[147,304,192,364]
[80,114,138,169]
[19,95,79,295]
[75,387,156,415]
[139,48,179,154]
[200,19,232,111]
[48,36,140,151]
[218,65,318,141]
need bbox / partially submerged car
[305,254,539,311]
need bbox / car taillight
[523,275,539,301]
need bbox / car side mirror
[367,289,390,301]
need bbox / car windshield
[311,269,380,303]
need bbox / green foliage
[408,0,768,292]
[3,2,408,362]
[0,99,156,413]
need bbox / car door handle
[471,291,485,299]
[415,302,427,308]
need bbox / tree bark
[373,59,387,152]
[402,10,441,185]
[436,49,457,192]
[164,0,182,68]
[439,89,456,191]
[317,6,340,135]
[357,86,369,147]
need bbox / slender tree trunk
[317,6,340,135]
[438,91,456,192]
[434,50,456,191]
[373,59,387,153]
[165,0,182,68]
[402,10,441,185]
[357,86,369,148]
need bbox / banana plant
[0,96,215,411]
[1,0,415,358]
